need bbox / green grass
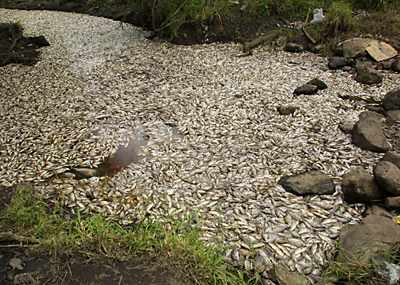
[0,185,260,285]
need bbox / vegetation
[0,185,259,285]
[323,243,400,285]
[1,0,399,40]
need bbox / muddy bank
[0,247,185,285]
[0,0,285,45]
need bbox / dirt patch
[0,23,49,66]
[0,248,186,285]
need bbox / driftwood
[302,26,317,45]
[241,30,283,54]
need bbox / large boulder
[279,171,335,196]
[337,214,400,265]
[355,64,383,85]
[382,152,400,169]
[374,161,400,196]
[383,88,400,111]
[352,111,390,152]
[341,168,383,203]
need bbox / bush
[324,1,354,36]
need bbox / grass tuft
[0,185,258,285]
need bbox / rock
[306,78,327,90]
[8,257,24,270]
[293,84,319,96]
[341,168,383,204]
[355,64,383,85]
[382,152,400,169]
[71,168,99,179]
[366,205,393,218]
[339,38,398,61]
[272,265,311,285]
[374,161,400,196]
[392,59,400,72]
[339,38,375,58]
[351,111,390,152]
[383,88,400,111]
[385,196,400,209]
[382,59,395,70]
[339,119,354,134]
[328,56,351,70]
[277,105,298,115]
[25,36,50,48]
[359,111,385,122]
[279,171,335,196]
[386,110,400,122]
[337,214,400,264]
[284,42,304,53]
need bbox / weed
[323,1,354,37]
[0,185,258,285]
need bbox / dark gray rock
[385,196,400,209]
[374,161,400,196]
[392,59,400,72]
[382,152,400,169]
[337,214,400,265]
[307,78,328,90]
[382,59,395,70]
[293,84,319,96]
[277,105,298,115]
[328,57,351,70]
[341,168,383,204]
[279,171,335,196]
[284,42,304,53]
[355,64,383,85]
[383,88,400,111]
[352,111,390,152]
[386,110,400,123]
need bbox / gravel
[1,8,400,282]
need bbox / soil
[0,23,49,67]
[0,248,186,285]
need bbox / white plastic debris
[311,8,325,24]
